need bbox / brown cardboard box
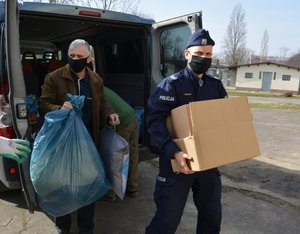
[167,96,260,172]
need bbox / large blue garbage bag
[30,94,111,217]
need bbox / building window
[259,71,262,79]
[245,72,253,79]
[282,75,291,81]
[273,72,276,80]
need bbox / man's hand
[61,101,73,109]
[108,113,120,126]
[0,137,31,164]
[174,151,194,174]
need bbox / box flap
[169,104,193,138]
[172,136,201,171]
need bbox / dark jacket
[147,67,227,175]
[39,64,113,147]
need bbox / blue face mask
[68,56,88,73]
[189,55,212,74]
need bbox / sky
[139,0,300,58]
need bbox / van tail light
[0,125,14,138]
[9,167,17,175]
[0,76,9,95]
[79,10,101,17]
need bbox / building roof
[236,62,300,71]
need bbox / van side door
[148,12,202,153]
[5,0,27,138]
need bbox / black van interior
[18,8,152,145]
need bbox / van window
[104,40,144,74]
[160,25,191,77]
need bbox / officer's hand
[174,151,194,174]
[108,113,120,126]
[61,101,73,109]
[0,137,31,164]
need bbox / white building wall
[236,63,300,92]
[236,66,262,89]
[271,69,299,91]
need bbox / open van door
[151,12,202,90]
[5,0,36,213]
[148,12,202,153]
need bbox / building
[209,64,236,87]
[235,62,300,94]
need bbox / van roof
[0,1,154,44]
[18,2,155,25]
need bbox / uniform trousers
[117,118,139,193]
[146,169,222,234]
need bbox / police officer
[146,29,227,234]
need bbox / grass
[249,103,300,110]
[227,90,300,99]
[226,89,300,110]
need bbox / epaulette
[206,73,221,80]
[169,74,179,80]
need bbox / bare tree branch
[287,51,300,68]
[32,0,142,15]
[48,0,75,4]
[221,3,248,66]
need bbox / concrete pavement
[0,101,300,233]
[0,156,299,234]
[93,158,300,234]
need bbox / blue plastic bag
[30,94,111,217]
[135,106,144,143]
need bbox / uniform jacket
[147,67,228,175]
[39,64,114,147]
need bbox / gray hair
[68,39,91,54]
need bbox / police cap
[186,29,215,48]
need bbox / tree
[48,0,75,3]
[34,0,141,15]
[78,0,141,14]
[287,51,300,68]
[260,29,269,62]
[222,3,248,66]
[80,0,117,10]
[279,47,290,62]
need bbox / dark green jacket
[39,64,114,147]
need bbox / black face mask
[188,55,212,74]
[68,56,88,73]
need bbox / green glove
[0,137,31,164]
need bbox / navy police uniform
[146,65,227,234]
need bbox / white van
[0,0,202,211]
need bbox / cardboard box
[167,96,260,172]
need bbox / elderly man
[146,29,227,234]
[39,39,119,234]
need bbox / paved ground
[0,96,300,234]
